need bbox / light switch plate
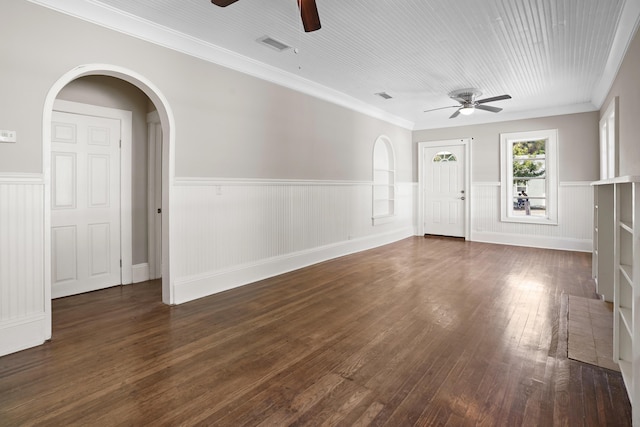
[0,130,17,143]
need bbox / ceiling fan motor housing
[448,88,482,103]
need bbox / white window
[372,135,395,225]
[432,151,457,163]
[500,129,558,224]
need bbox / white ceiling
[32,0,640,130]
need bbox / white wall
[0,1,414,356]
[414,112,599,251]
[601,26,640,176]
[0,2,414,181]
[0,176,46,356]
[171,179,415,303]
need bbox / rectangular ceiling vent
[257,36,291,52]
[375,92,393,100]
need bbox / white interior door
[423,144,466,237]
[51,111,121,298]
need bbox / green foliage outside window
[513,140,546,185]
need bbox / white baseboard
[132,263,150,283]
[471,231,592,252]
[173,227,414,304]
[0,315,47,357]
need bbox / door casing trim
[43,64,176,341]
[417,138,472,240]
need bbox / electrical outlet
[0,130,17,143]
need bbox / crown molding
[590,0,640,108]
[28,0,414,130]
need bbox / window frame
[500,129,558,225]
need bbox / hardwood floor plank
[0,237,632,426]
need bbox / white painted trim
[471,231,592,253]
[0,173,44,183]
[43,64,176,350]
[132,263,150,283]
[173,227,414,304]
[599,96,619,180]
[500,129,559,225]
[560,181,593,187]
[53,99,134,285]
[147,110,160,123]
[27,0,413,130]
[26,0,640,131]
[473,182,500,187]
[593,175,640,185]
[147,110,162,281]
[417,139,472,239]
[372,215,396,226]
[174,177,373,186]
[591,0,640,107]
[0,315,47,357]
[474,181,592,188]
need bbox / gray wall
[601,25,640,176]
[0,1,413,181]
[413,112,600,183]
[57,76,151,265]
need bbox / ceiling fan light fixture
[459,106,475,115]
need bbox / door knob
[459,197,465,200]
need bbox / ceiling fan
[211,0,321,32]
[424,89,512,118]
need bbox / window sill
[501,216,558,225]
[372,215,395,226]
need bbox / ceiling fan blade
[211,0,240,6]
[298,0,321,32]
[423,105,459,113]
[476,94,511,104]
[449,109,461,119]
[476,104,503,113]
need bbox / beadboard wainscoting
[0,174,47,356]
[171,178,416,303]
[471,182,593,251]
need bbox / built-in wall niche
[592,176,640,424]
[372,135,395,225]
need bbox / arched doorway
[42,64,175,339]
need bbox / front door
[422,144,466,237]
[51,111,122,298]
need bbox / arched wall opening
[42,64,175,338]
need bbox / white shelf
[592,178,639,421]
[620,361,633,404]
[620,307,633,336]
[620,263,633,284]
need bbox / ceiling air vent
[375,92,393,100]
[257,36,291,52]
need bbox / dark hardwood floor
[0,237,632,426]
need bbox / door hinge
[119,139,122,148]
[120,259,122,267]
